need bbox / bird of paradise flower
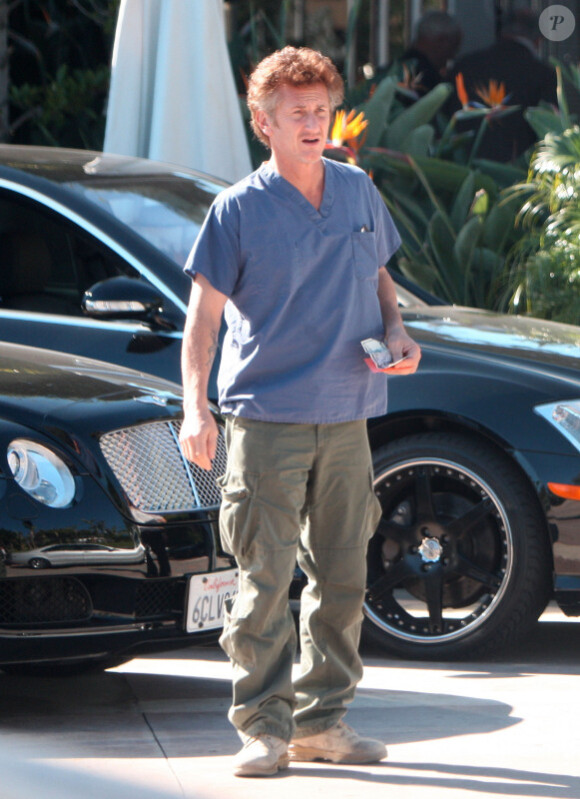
[445,72,519,164]
[328,108,369,162]
[474,79,511,108]
[455,72,513,112]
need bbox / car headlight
[535,400,580,501]
[535,400,580,452]
[7,440,76,508]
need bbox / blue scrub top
[185,158,401,424]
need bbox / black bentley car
[0,341,234,674]
[3,145,580,661]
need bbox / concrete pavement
[1,604,579,799]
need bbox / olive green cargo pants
[218,416,382,742]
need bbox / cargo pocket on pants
[218,469,259,561]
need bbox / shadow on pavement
[285,762,580,798]
[0,660,517,756]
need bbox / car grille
[0,577,92,625]
[99,420,226,513]
[135,579,183,618]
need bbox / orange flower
[455,72,469,108]
[330,108,369,152]
[475,79,508,108]
[455,73,512,115]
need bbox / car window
[65,172,218,268]
[0,191,142,316]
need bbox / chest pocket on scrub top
[351,231,379,280]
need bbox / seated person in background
[449,9,557,162]
[374,10,462,97]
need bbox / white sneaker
[233,734,289,777]
[289,721,387,764]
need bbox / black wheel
[364,432,552,659]
[28,557,50,569]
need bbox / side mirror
[82,276,170,327]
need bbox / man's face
[258,82,332,166]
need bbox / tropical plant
[509,243,580,324]
[505,125,580,322]
[384,160,522,308]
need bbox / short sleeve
[184,190,241,298]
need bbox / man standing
[180,46,420,778]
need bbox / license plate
[185,568,239,632]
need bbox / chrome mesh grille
[99,420,226,513]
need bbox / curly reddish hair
[247,46,344,147]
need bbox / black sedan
[0,341,234,674]
[2,145,580,660]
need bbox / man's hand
[377,267,421,375]
[385,327,421,375]
[179,406,219,471]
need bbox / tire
[364,432,552,660]
[28,558,50,569]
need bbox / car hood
[403,306,580,372]
[0,342,183,428]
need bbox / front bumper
[0,512,234,666]
[0,413,233,666]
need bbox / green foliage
[525,65,576,140]
[504,126,580,322]
[356,77,397,148]
[381,83,452,151]
[509,243,580,324]
[10,63,110,148]
[382,159,521,308]
[7,0,118,149]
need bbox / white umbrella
[103,0,252,183]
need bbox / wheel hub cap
[418,536,443,563]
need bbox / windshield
[65,171,222,267]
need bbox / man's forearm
[181,275,226,408]
[180,275,227,469]
[181,310,219,413]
